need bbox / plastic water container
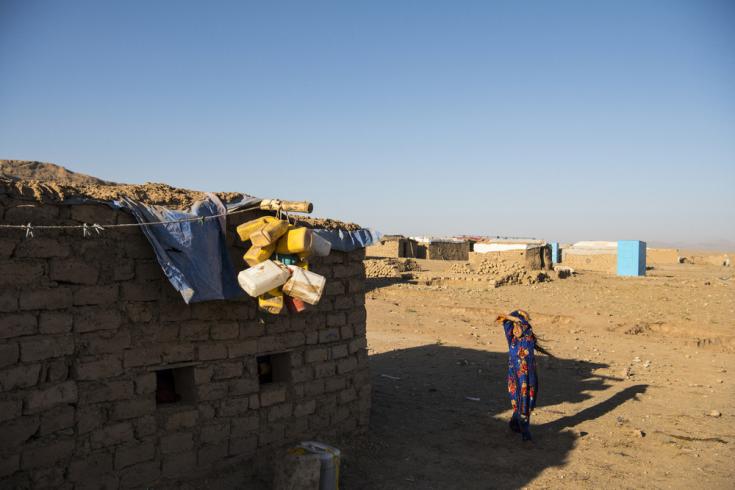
[282,266,326,305]
[258,288,284,314]
[309,232,332,257]
[298,441,340,490]
[236,216,277,242]
[244,244,275,267]
[237,260,291,297]
[285,295,307,314]
[276,227,313,254]
[251,220,290,247]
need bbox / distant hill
[0,160,114,185]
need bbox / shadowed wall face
[0,192,370,489]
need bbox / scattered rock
[708,410,722,418]
[631,429,645,437]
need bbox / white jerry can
[237,260,290,297]
[282,266,326,305]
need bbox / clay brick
[19,287,72,311]
[0,313,37,339]
[294,400,317,417]
[123,347,161,368]
[213,361,243,380]
[0,454,20,478]
[0,342,19,368]
[0,400,22,423]
[31,467,65,488]
[218,397,249,416]
[113,260,135,281]
[115,441,155,469]
[231,414,259,437]
[162,343,195,363]
[197,382,228,401]
[331,344,348,359]
[0,237,16,258]
[165,410,198,431]
[135,260,163,281]
[198,343,228,361]
[201,422,230,444]
[90,421,134,448]
[285,332,306,348]
[229,378,259,396]
[194,366,213,385]
[228,340,257,358]
[305,331,318,345]
[334,296,354,310]
[180,321,210,341]
[135,414,157,438]
[349,307,367,324]
[74,355,123,380]
[21,438,75,469]
[258,424,285,446]
[39,311,73,334]
[81,330,131,355]
[39,404,75,436]
[314,361,336,378]
[74,306,121,333]
[73,284,119,306]
[112,398,156,420]
[325,376,346,393]
[0,364,40,391]
[229,435,257,456]
[120,461,161,488]
[198,442,229,466]
[68,452,113,482]
[349,337,367,354]
[210,321,239,340]
[324,281,345,296]
[45,358,69,383]
[339,387,358,404]
[267,403,293,422]
[162,451,196,478]
[304,379,325,397]
[121,281,160,301]
[326,312,345,327]
[161,431,194,454]
[135,373,156,394]
[0,289,18,312]
[20,335,74,362]
[76,405,106,435]
[0,415,40,447]
[79,380,133,404]
[0,260,45,286]
[49,259,98,285]
[260,385,286,407]
[70,204,118,224]
[257,335,286,353]
[319,328,340,344]
[305,347,329,363]
[126,302,156,322]
[291,366,313,383]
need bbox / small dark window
[257,353,291,386]
[156,366,196,405]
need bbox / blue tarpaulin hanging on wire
[113,195,380,304]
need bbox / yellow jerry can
[236,216,278,242]
[276,227,313,254]
[251,219,290,247]
[258,288,284,314]
[243,244,275,267]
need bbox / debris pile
[365,258,421,278]
[449,259,551,286]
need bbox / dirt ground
[338,259,734,489]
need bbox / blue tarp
[112,195,380,303]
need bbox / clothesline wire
[0,203,271,233]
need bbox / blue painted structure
[617,240,646,276]
[550,242,561,264]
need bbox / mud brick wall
[647,248,680,265]
[418,241,469,261]
[0,195,370,489]
[365,239,402,258]
[468,246,552,271]
[561,250,617,273]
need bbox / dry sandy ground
[338,260,734,489]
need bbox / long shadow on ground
[339,344,647,490]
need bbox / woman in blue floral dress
[498,310,539,442]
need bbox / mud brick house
[0,178,370,488]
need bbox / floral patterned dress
[499,310,538,421]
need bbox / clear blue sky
[1,1,733,247]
